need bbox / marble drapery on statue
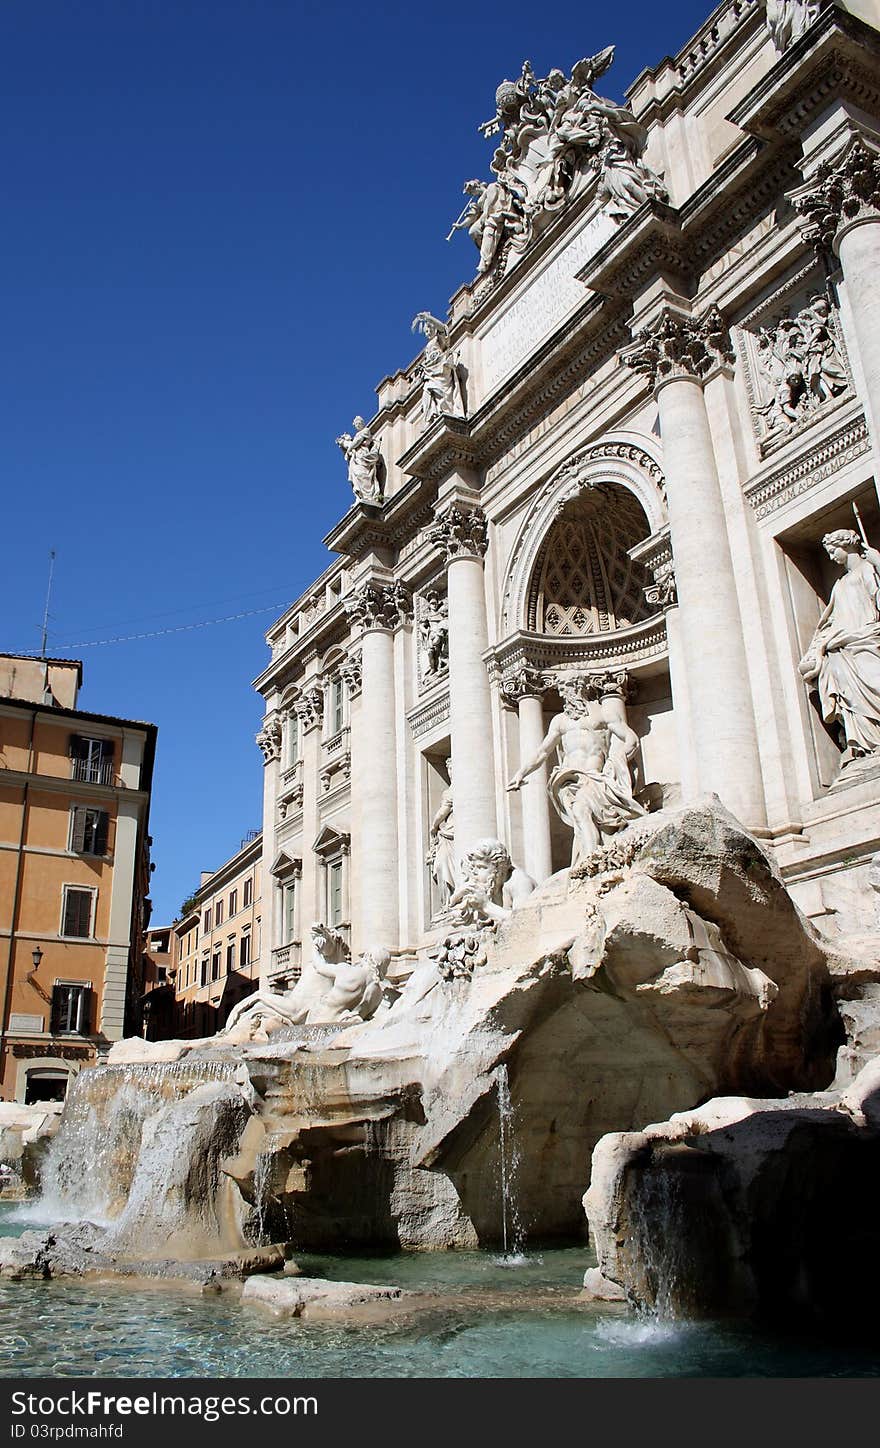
[508,674,645,870]
[800,529,880,762]
[427,764,457,907]
[335,417,383,504]
[411,313,467,424]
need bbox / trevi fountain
[3,0,880,1379]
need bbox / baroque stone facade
[255,0,880,982]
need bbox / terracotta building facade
[0,655,156,1101]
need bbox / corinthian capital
[294,687,324,732]
[789,137,880,255]
[344,581,413,632]
[429,504,488,561]
[256,714,282,763]
[498,666,548,709]
[621,305,734,390]
[340,650,363,698]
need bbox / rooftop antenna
[40,550,56,658]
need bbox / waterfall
[496,1063,524,1259]
[23,1059,239,1228]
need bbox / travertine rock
[241,1275,403,1318]
[584,1056,880,1324]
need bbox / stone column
[500,666,553,882]
[255,710,282,988]
[345,583,411,953]
[430,502,498,864]
[295,686,324,935]
[622,306,766,827]
[790,136,880,445]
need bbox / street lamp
[31,945,43,971]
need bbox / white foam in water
[592,1315,691,1349]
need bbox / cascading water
[22,1059,240,1229]
[496,1063,525,1261]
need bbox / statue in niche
[427,762,457,906]
[765,0,821,53]
[419,590,449,677]
[445,838,536,928]
[449,46,667,275]
[335,417,384,504]
[799,528,880,765]
[755,294,847,436]
[411,314,467,425]
[507,672,645,871]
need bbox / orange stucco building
[0,654,156,1102]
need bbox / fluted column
[500,666,552,882]
[429,503,497,865]
[345,582,411,953]
[622,306,765,827]
[295,685,324,931]
[255,711,283,987]
[790,136,880,444]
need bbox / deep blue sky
[1,0,712,923]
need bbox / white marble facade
[255,0,880,984]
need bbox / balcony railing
[72,758,115,786]
[269,942,302,985]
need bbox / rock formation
[8,798,844,1270]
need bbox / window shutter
[68,734,84,759]
[71,809,87,853]
[94,811,109,856]
[76,986,92,1035]
[50,987,65,1033]
[63,889,91,937]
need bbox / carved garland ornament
[621,306,735,388]
[790,138,880,255]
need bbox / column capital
[294,686,324,732]
[256,714,282,763]
[498,665,548,710]
[340,649,363,698]
[429,503,488,562]
[344,580,413,633]
[789,136,880,255]
[553,668,633,705]
[620,305,734,392]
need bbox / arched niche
[528,484,652,636]
[501,437,667,635]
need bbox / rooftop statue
[799,526,880,765]
[449,46,667,276]
[335,416,384,504]
[764,0,822,53]
[411,313,467,424]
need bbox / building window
[61,886,94,938]
[211,950,221,981]
[288,716,299,767]
[225,941,235,973]
[243,877,253,908]
[328,859,344,928]
[239,933,251,969]
[69,736,115,786]
[229,889,237,917]
[330,677,344,736]
[69,807,109,856]
[200,957,209,988]
[203,908,212,933]
[50,982,91,1035]
[283,881,297,945]
[215,900,223,927]
[25,1069,70,1105]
